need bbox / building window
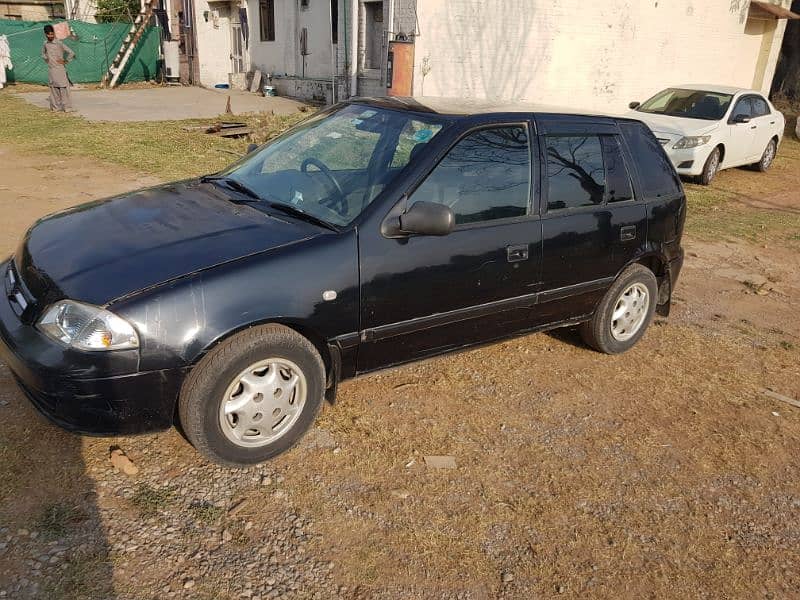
[259,0,275,41]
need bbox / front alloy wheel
[756,139,776,172]
[698,147,720,186]
[179,324,325,467]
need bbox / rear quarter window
[619,121,682,200]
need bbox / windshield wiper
[267,202,339,232]
[201,176,263,202]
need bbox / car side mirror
[398,201,454,236]
[629,101,640,110]
[246,143,259,154]
[732,114,751,124]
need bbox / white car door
[749,95,777,160]
[726,96,757,167]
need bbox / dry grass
[0,92,306,180]
[275,322,800,597]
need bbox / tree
[771,0,800,99]
[95,0,142,23]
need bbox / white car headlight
[38,300,139,351]
[673,135,711,149]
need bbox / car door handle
[506,244,529,262]
[620,226,637,242]
[751,125,757,129]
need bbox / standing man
[41,24,75,112]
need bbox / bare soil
[0,145,798,599]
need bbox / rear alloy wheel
[579,264,658,354]
[179,324,325,467]
[698,146,721,186]
[755,138,776,172]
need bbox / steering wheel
[300,157,348,216]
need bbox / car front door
[726,96,758,166]
[357,122,543,372]
[537,118,648,323]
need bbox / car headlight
[38,300,139,351]
[673,135,711,149]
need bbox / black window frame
[404,121,537,231]
[259,0,275,42]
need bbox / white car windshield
[637,88,734,121]
[219,104,446,227]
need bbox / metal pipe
[350,0,358,97]
[329,0,336,103]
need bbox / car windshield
[636,88,734,121]
[219,104,446,227]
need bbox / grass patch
[0,92,306,180]
[683,131,800,246]
[36,502,87,538]
[189,501,224,525]
[130,483,174,516]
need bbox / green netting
[0,18,160,85]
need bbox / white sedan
[628,85,785,185]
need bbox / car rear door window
[619,122,682,199]
[751,96,770,117]
[410,126,530,225]
[601,136,634,203]
[545,135,605,210]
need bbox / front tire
[754,138,776,172]
[580,264,658,354]
[697,146,721,185]
[178,324,325,467]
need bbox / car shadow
[545,326,587,350]
[0,365,115,599]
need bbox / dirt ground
[0,143,799,599]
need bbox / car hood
[16,180,322,307]
[628,111,720,137]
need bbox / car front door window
[409,126,530,225]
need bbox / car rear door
[357,120,543,372]
[536,117,647,323]
[748,95,777,159]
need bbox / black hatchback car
[0,98,685,466]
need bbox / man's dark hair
[43,25,54,34]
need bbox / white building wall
[194,0,236,87]
[411,0,790,111]
[247,0,334,79]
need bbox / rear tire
[580,264,658,354]
[178,324,325,467]
[754,138,776,172]
[697,146,721,186]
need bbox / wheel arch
[189,318,335,393]
[623,252,673,316]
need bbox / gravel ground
[1,144,799,599]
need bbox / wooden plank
[249,70,262,94]
[762,388,800,409]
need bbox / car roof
[671,84,760,96]
[349,96,636,120]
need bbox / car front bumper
[0,262,187,435]
[664,144,714,177]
